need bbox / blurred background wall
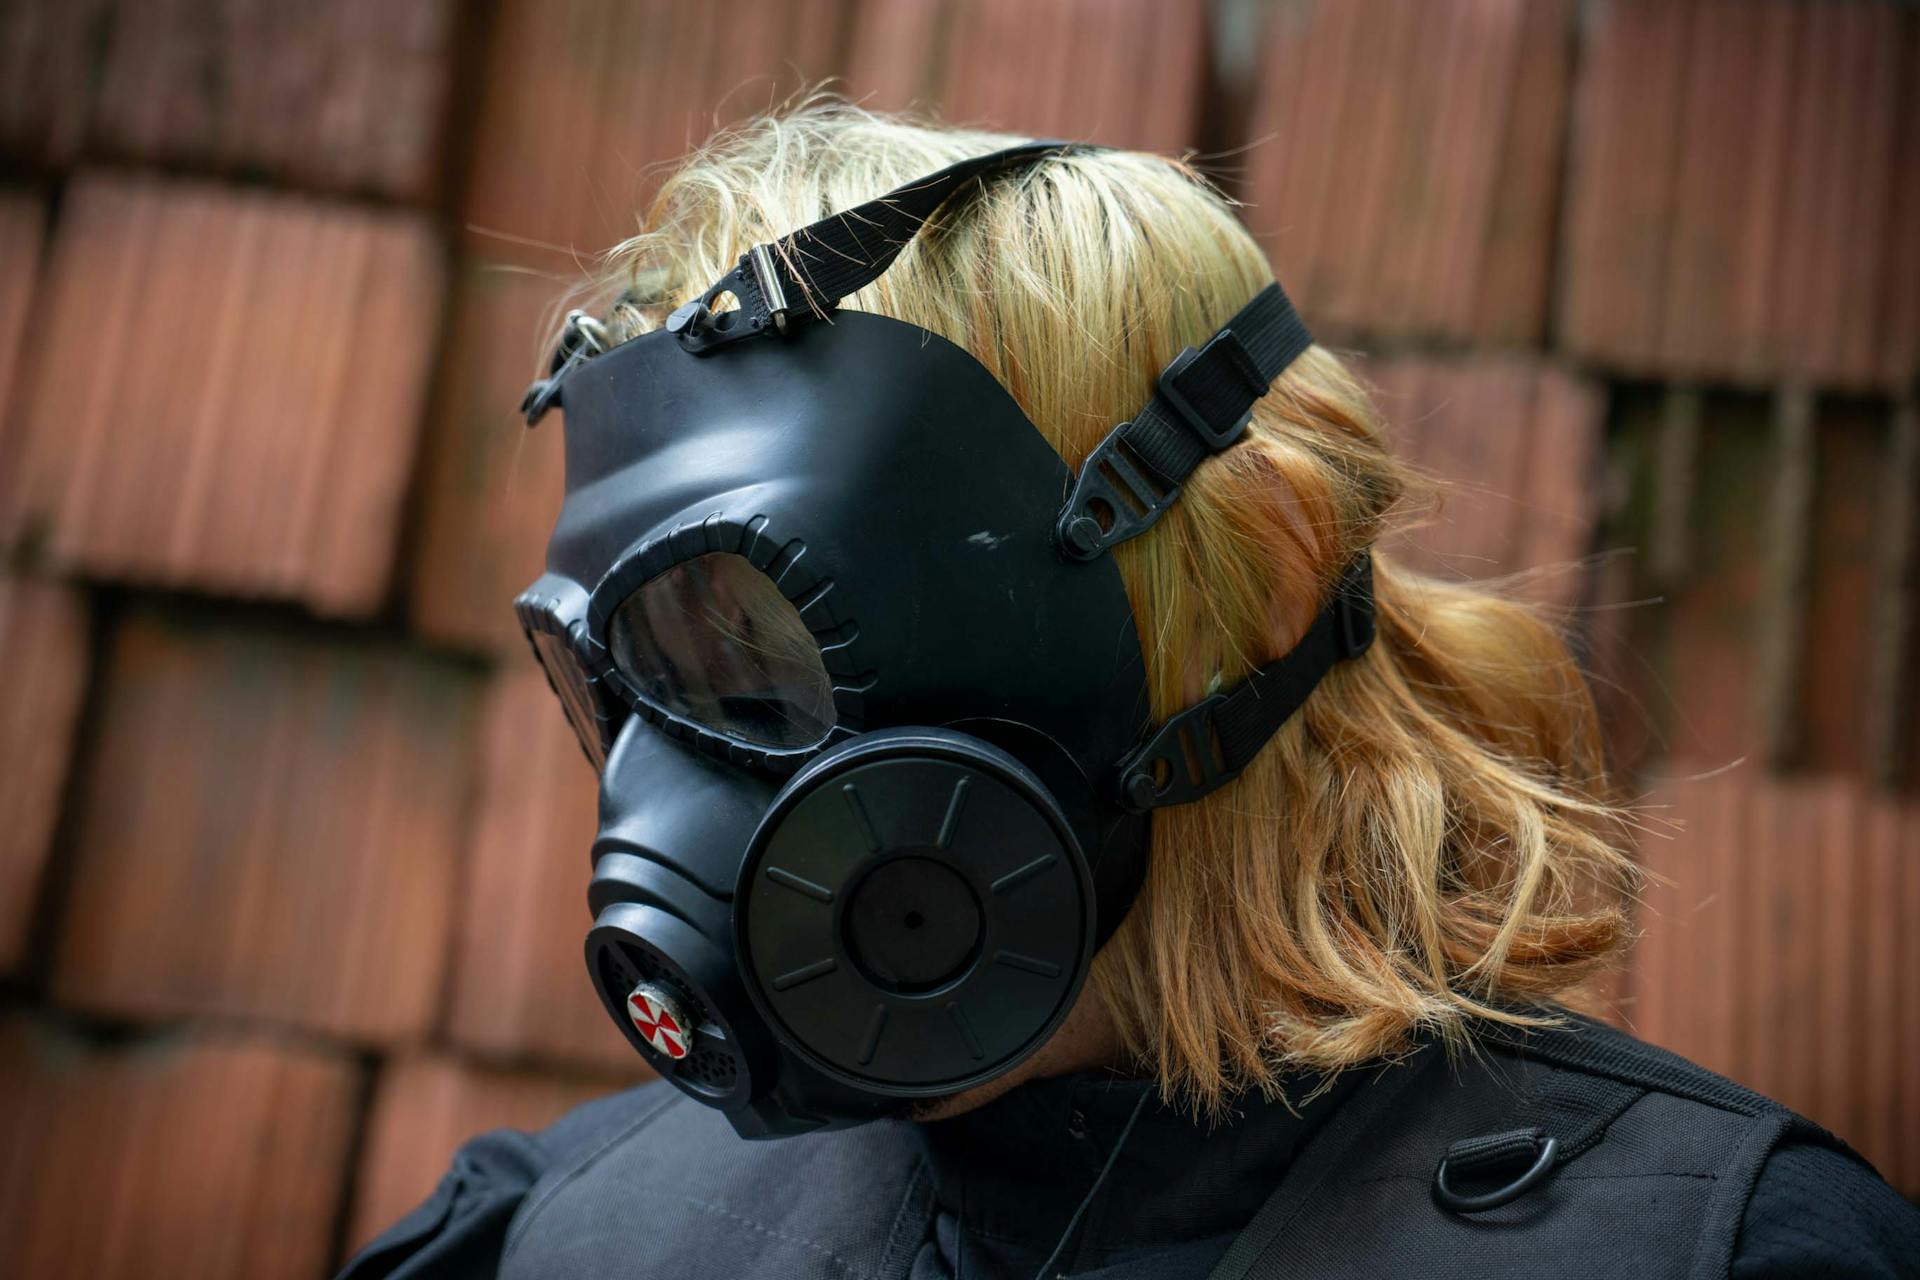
[0,0,1913,1272]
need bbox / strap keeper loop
[1156,331,1262,449]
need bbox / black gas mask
[515,142,1376,1138]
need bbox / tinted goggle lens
[525,625,612,771]
[606,552,835,751]
[523,552,837,771]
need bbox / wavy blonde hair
[583,102,1639,1110]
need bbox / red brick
[1514,368,1604,605]
[1246,0,1364,328]
[1727,0,1799,381]
[1660,393,1779,765]
[1243,0,1570,344]
[88,0,454,201]
[0,174,443,615]
[1307,0,1420,334]
[1627,771,1920,1196]
[0,575,88,975]
[51,612,477,1045]
[1895,793,1920,1194]
[1407,0,1526,339]
[1887,404,1920,791]
[0,1019,359,1280]
[0,197,42,417]
[0,0,107,164]
[1562,0,1916,390]
[1879,22,1920,388]
[1855,794,1910,1189]
[1794,402,1889,775]
[1659,1,1776,379]
[443,661,637,1070]
[408,268,568,654]
[854,0,1206,155]
[1558,0,1691,373]
[348,1053,635,1251]
[463,0,847,265]
[1626,770,1747,1073]
[1775,2,1903,390]
[1474,0,1574,343]
[1366,354,1602,601]
[1585,541,1660,780]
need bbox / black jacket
[342,1015,1918,1278]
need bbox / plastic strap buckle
[1155,329,1265,450]
[667,243,813,355]
[1333,553,1376,658]
[521,309,613,426]
[1114,694,1232,814]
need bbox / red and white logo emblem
[626,983,691,1060]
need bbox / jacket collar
[914,1066,1362,1252]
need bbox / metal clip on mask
[514,142,1376,1138]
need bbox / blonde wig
[582,102,1639,1112]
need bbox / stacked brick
[0,1023,361,1278]
[50,614,476,1042]
[1364,355,1602,603]
[0,175,443,616]
[1635,771,1919,1189]
[462,0,848,266]
[0,0,452,199]
[846,0,1210,153]
[1561,0,1920,389]
[0,577,87,975]
[0,3,1914,1275]
[1241,0,1575,346]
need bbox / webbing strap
[1114,552,1374,812]
[522,140,1077,421]
[666,140,1079,355]
[1054,281,1313,561]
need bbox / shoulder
[1246,1010,1905,1280]
[1486,1012,1917,1275]
[1735,1140,1920,1279]
[499,1083,930,1280]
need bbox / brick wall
[0,2,1913,1273]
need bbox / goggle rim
[517,515,875,777]
[515,581,620,770]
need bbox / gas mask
[515,142,1375,1138]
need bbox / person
[343,104,1920,1279]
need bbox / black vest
[353,1013,1877,1279]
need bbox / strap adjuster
[1333,553,1376,658]
[1155,330,1263,449]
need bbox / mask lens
[606,552,835,749]
[527,626,611,771]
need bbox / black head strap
[521,140,1079,422]
[1056,280,1313,560]
[1115,551,1374,813]
[664,139,1079,356]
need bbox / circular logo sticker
[626,982,692,1060]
